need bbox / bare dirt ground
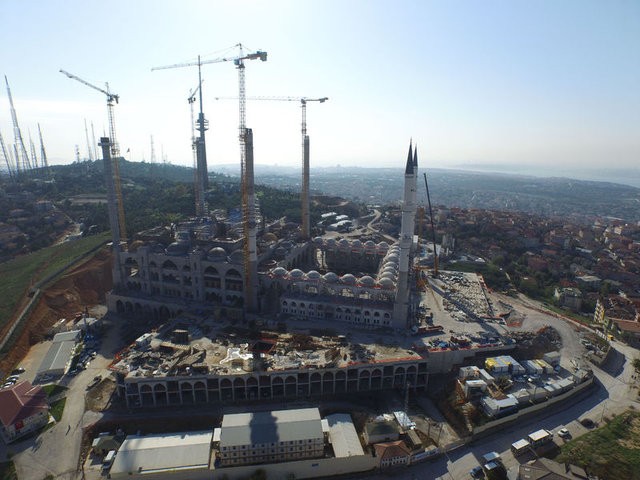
[0,248,112,376]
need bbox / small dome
[385,253,399,263]
[289,269,305,279]
[272,267,287,277]
[379,271,396,280]
[323,272,339,283]
[263,233,278,242]
[325,238,337,249]
[358,275,375,287]
[341,274,356,285]
[351,240,363,251]
[281,240,294,249]
[378,277,395,289]
[377,241,390,249]
[338,239,351,251]
[313,237,324,245]
[364,240,376,252]
[208,246,227,261]
[306,270,321,280]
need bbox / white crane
[215,96,328,237]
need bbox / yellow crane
[153,44,267,312]
[60,69,127,242]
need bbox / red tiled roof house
[0,381,49,443]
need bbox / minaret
[393,141,418,328]
[244,128,259,313]
[99,137,124,288]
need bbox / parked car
[558,428,571,438]
[470,466,485,479]
[11,367,25,375]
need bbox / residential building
[374,440,411,468]
[0,381,49,443]
[216,408,324,466]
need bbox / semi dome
[272,267,287,277]
[166,242,189,256]
[325,238,337,248]
[306,270,321,280]
[340,274,357,285]
[313,237,324,245]
[358,275,375,287]
[338,239,351,251]
[351,240,363,252]
[208,246,227,261]
[323,272,339,283]
[229,249,244,263]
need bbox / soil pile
[0,248,112,375]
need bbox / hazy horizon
[1,0,638,178]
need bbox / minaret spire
[405,140,414,174]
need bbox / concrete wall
[471,376,595,438]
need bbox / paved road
[7,311,118,480]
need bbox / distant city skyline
[1,0,638,184]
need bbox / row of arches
[125,364,429,407]
[280,297,393,327]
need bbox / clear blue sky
[1,0,638,180]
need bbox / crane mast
[60,69,127,242]
[5,76,31,174]
[84,119,94,161]
[423,172,438,277]
[28,131,39,170]
[0,131,15,179]
[188,83,205,215]
[37,124,50,176]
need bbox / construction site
[2,45,526,409]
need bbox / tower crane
[60,69,127,242]
[153,44,267,313]
[188,82,205,215]
[215,96,328,238]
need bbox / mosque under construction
[107,142,419,331]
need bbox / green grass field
[0,233,109,329]
[555,410,640,479]
[50,398,66,422]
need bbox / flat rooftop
[110,430,213,475]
